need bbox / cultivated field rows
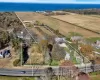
[52,13,100,33]
[16,12,100,37]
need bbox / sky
[0,0,100,4]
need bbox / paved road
[0,64,100,77]
[0,68,45,76]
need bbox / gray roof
[16,28,37,40]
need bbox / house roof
[55,37,66,43]
[78,72,91,80]
[71,36,83,41]
[58,43,67,48]
[16,28,36,40]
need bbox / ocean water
[0,2,100,11]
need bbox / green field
[0,76,35,80]
[86,37,100,43]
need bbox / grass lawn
[89,71,100,80]
[67,32,83,38]
[90,75,100,80]
[95,49,100,53]
[0,76,35,80]
[51,60,59,66]
[64,47,78,64]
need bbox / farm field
[39,27,54,36]
[29,26,54,40]
[30,27,44,39]
[16,12,100,38]
[52,13,100,33]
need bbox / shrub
[13,59,20,66]
[51,60,59,66]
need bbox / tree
[34,20,40,26]
[55,29,59,35]
[40,39,48,51]
[1,31,9,43]
[0,31,10,48]
[11,38,20,51]
[80,44,94,60]
[80,44,94,55]
[28,23,33,27]
[13,59,20,66]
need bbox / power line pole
[20,31,23,66]
[45,67,53,80]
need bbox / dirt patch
[0,48,19,68]
[26,44,44,65]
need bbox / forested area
[0,12,23,49]
[63,9,100,15]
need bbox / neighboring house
[55,37,66,44]
[65,52,70,60]
[44,11,53,16]
[16,29,37,43]
[92,40,100,49]
[97,40,100,44]
[36,11,46,13]
[96,40,100,49]
[57,42,70,61]
[54,37,71,60]
[71,36,83,42]
[16,32,31,40]
[58,43,67,48]
[93,51,100,55]
[16,30,31,40]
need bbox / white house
[96,40,100,48]
[92,40,100,49]
[65,52,70,60]
[58,43,67,48]
[55,37,66,43]
[71,36,83,42]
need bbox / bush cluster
[13,59,20,66]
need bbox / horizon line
[0,2,100,4]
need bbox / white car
[0,54,3,58]
[20,71,26,74]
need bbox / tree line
[63,9,100,15]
